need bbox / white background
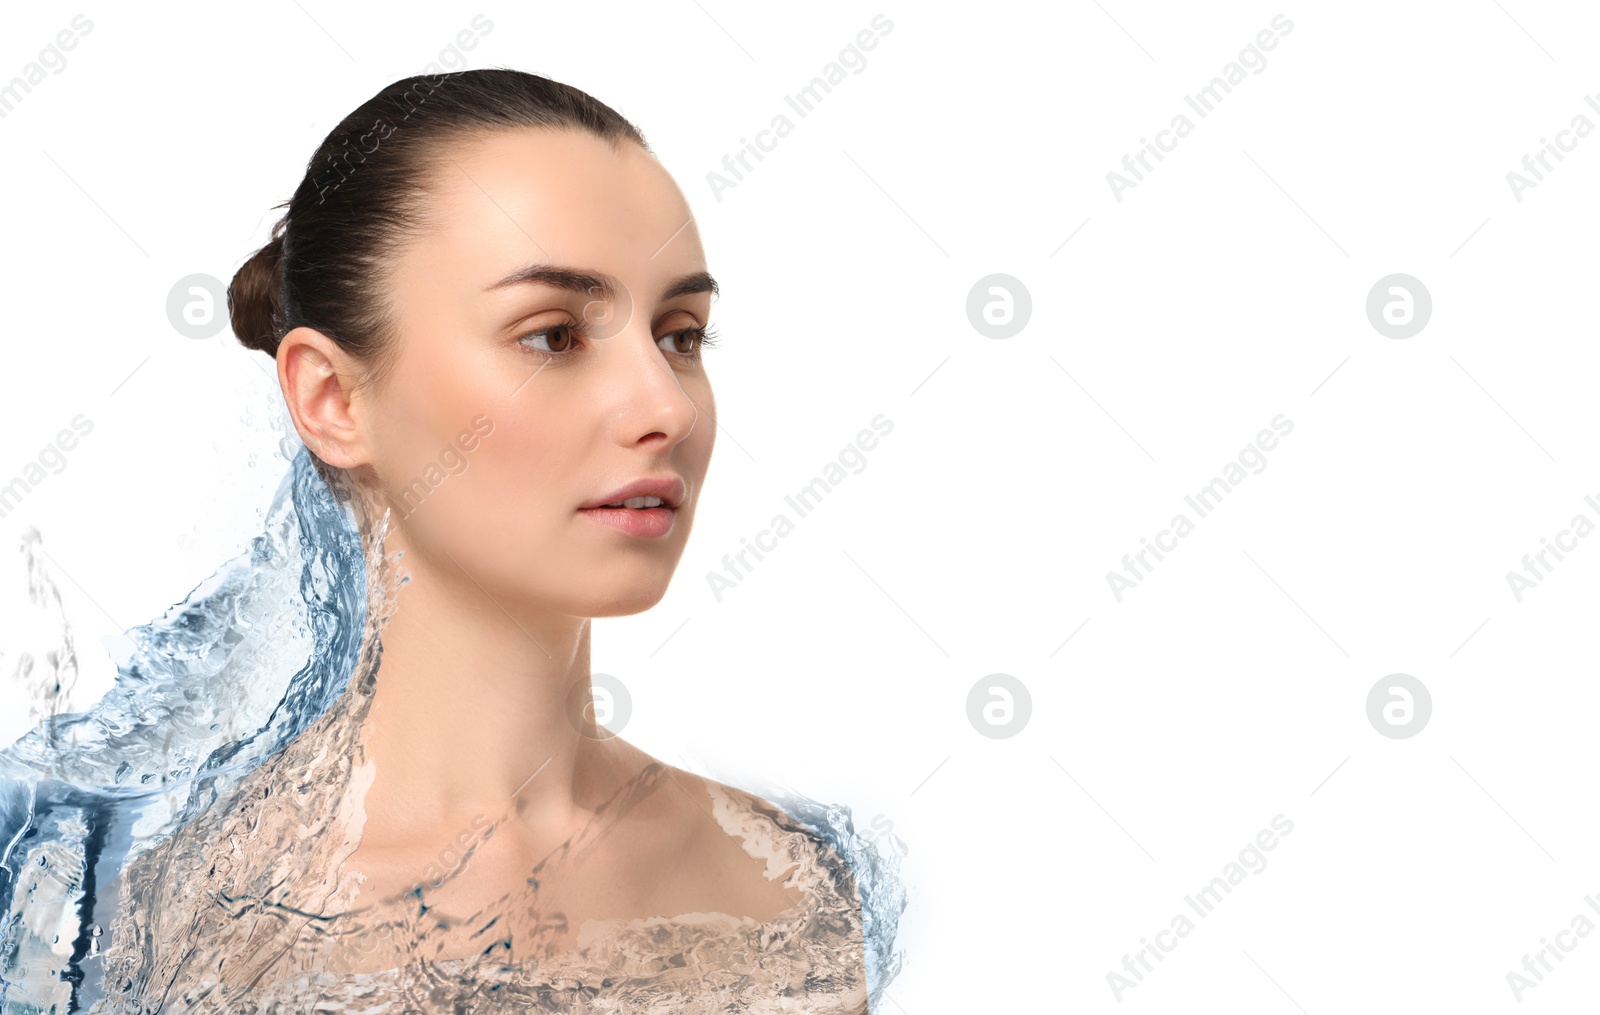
[2,2,1598,1011]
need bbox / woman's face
[355,128,716,618]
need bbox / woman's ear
[277,326,373,469]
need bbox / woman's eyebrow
[660,271,718,301]
[484,264,614,298]
[483,264,718,302]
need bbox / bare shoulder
[700,775,868,911]
[594,738,770,834]
[595,738,845,910]
[625,760,810,921]
[658,764,816,856]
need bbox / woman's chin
[573,582,674,618]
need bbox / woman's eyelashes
[515,319,719,362]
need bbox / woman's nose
[602,325,700,443]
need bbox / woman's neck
[350,521,620,850]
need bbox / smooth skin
[275,128,800,964]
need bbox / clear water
[0,445,907,1012]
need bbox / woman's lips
[579,475,686,510]
[576,504,676,538]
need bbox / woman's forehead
[404,130,704,293]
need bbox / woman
[0,69,902,1012]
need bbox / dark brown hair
[227,68,648,379]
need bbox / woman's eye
[658,327,704,356]
[518,322,710,359]
[520,322,578,353]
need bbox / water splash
[0,447,386,1012]
[2,529,82,748]
[754,784,910,1009]
[0,445,908,1012]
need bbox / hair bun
[228,216,287,357]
